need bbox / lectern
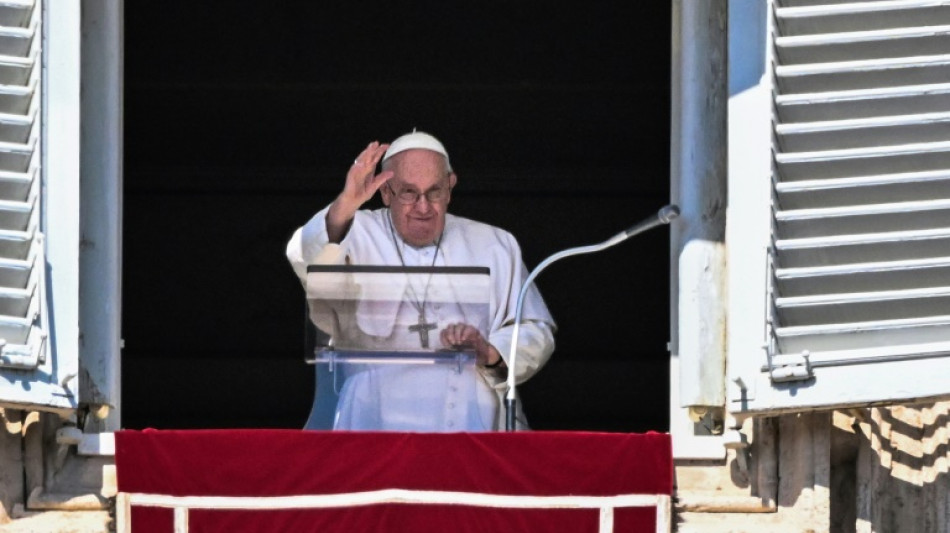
[303,265,491,430]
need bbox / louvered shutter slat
[776,319,950,355]
[777,26,950,64]
[777,200,950,238]
[0,2,33,28]
[777,112,950,152]
[777,228,950,268]
[777,257,950,297]
[768,0,950,375]
[776,142,950,180]
[776,170,950,209]
[0,168,33,199]
[776,1,950,35]
[0,27,31,58]
[777,83,950,122]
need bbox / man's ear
[380,181,393,206]
[449,172,458,189]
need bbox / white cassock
[287,206,556,431]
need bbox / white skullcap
[382,130,452,172]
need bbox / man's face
[381,149,456,247]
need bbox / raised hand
[326,141,393,242]
[341,141,393,208]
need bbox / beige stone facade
[0,410,113,532]
[675,401,950,532]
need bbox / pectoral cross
[408,312,437,348]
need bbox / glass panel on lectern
[303,265,491,430]
[306,265,491,351]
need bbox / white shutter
[0,0,77,413]
[729,0,950,413]
[0,0,45,369]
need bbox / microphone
[504,204,680,431]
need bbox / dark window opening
[122,1,672,432]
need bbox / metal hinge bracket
[768,351,814,383]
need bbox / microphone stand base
[505,398,517,431]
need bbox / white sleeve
[478,228,557,388]
[286,205,346,284]
[483,321,556,389]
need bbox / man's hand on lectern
[440,323,505,369]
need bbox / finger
[368,169,394,193]
[445,323,467,346]
[352,142,390,168]
[352,141,381,167]
[460,329,478,346]
[447,325,461,346]
[452,323,466,343]
[346,147,387,185]
[440,328,452,347]
[351,142,373,166]
[369,143,390,165]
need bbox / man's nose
[412,195,433,213]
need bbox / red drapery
[116,429,672,533]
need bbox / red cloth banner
[116,430,672,533]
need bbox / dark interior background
[121,2,672,432]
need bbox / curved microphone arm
[504,204,680,431]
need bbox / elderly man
[287,131,555,431]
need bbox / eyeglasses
[387,183,450,205]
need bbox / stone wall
[675,401,950,532]
[853,402,950,532]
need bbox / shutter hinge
[764,251,814,383]
[768,351,814,383]
[0,332,48,371]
